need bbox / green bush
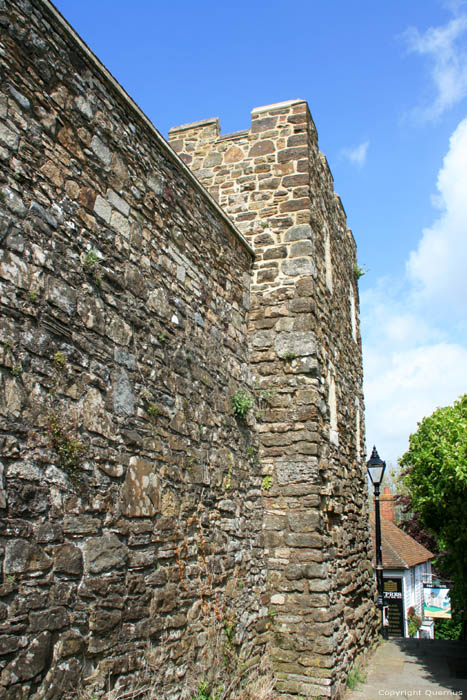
[231,389,253,418]
[434,611,463,640]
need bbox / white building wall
[383,560,433,639]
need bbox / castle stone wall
[170,101,377,698]
[0,0,377,696]
[0,1,268,698]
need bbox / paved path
[344,638,467,700]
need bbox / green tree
[399,394,467,637]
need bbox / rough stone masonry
[0,0,377,698]
[169,101,378,697]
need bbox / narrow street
[345,639,467,699]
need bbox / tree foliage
[399,394,467,626]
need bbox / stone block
[93,194,111,222]
[3,540,52,574]
[290,240,313,257]
[263,245,287,260]
[282,257,316,276]
[251,116,277,133]
[29,607,69,632]
[83,533,129,574]
[91,134,112,165]
[63,515,100,536]
[121,456,160,517]
[224,145,244,163]
[285,533,322,548]
[288,511,320,532]
[274,331,317,358]
[249,140,275,157]
[280,197,311,212]
[107,189,130,216]
[112,367,135,416]
[0,123,19,150]
[52,543,83,575]
[110,209,130,237]
[1,631,51,683]
[284,223,312,241]
[277,147,308,163]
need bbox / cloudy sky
[54,0,467,465]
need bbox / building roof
[370,514,434,569]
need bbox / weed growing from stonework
[223,614,236,650]
[84,248,99,270]
[346,664,367,690]
[247,446,259,464]
[11,362,22,377]
[231,389,253,418]
[283,351,296,362]
[353,263,367,281]
[146,402,159,418]
[83,248,103,286]
[262,476,273,491]
[191,682,223,700]
[53,351,67,369]
[28,289,38,302]
[223,463,233,491]
[47,411,87,479]
[185,455,198,471]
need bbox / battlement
[169,99,349,292]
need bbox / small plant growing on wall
[84,248,98,270]
[47,411,87,480]
[223,463,233,491]
[191,681,223,700]
[283,352,296,363]
[53,351,67,369]
[146,403,159,418]
[11,362,22,377]
[346,664,367,690]
[262,475,273,491]
[353,263,367,281]
[247,445,260,464]
[83,248,103,286]
[231,389,253,418]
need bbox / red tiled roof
[370,514,434,569]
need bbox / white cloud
[407,116,467,314]
[404,13,467,120]
[364,341,467,465]
[362,116,467,465]
[341,140,369,168]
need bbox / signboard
[383,577,404,637]
[423,584,451,619]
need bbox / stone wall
[170,101,377,698]
[0,1,269,698]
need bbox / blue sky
[54,0,467,466]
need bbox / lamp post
[367,445,388,639]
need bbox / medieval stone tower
[0,1,376,698]
[169,102,377,696]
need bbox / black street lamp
[367,445,388,639]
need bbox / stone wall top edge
[35,0,254,257]
[251,99,307,114]
[168,117,220,134]
[218,129,249,142]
